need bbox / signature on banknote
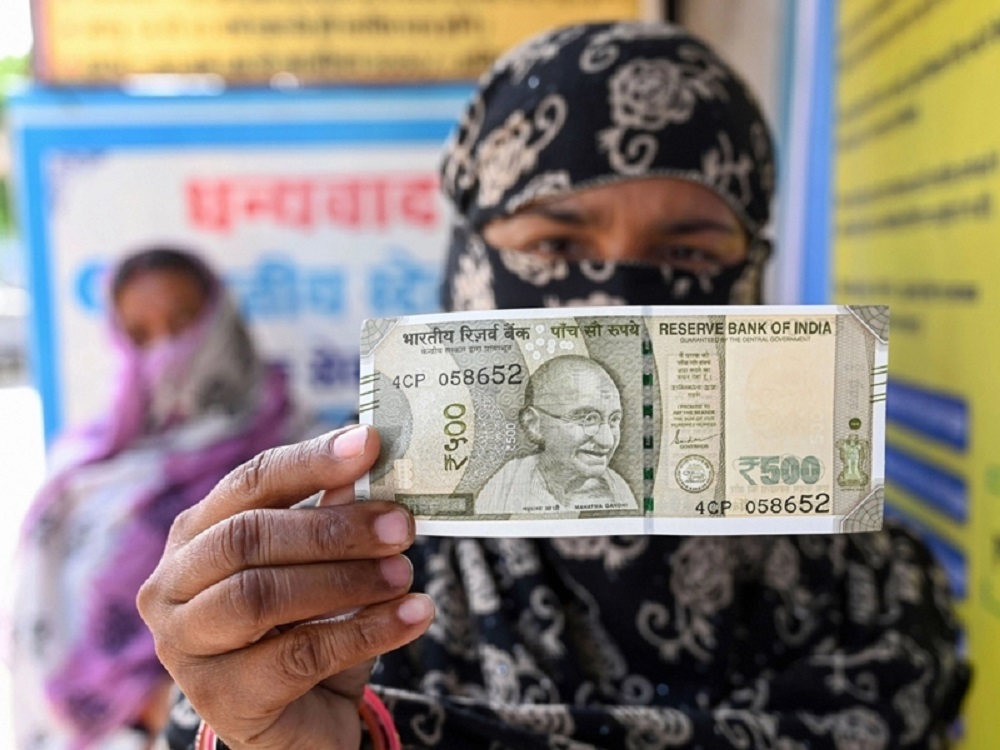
[670,430,721,447]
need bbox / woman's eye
[656,245,724,272]
[525,237,586,259]
[662,245,710,262]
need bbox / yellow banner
[833,2,1000,747]
[32,0,651,84]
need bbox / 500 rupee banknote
[357,305,888,537]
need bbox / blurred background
[2,1,46,745]
[1,0,997,747]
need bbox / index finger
[169,425,379,546]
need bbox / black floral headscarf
[440,21,777,311]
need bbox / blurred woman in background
[7,247,294,749]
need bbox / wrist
[194,688,398,750]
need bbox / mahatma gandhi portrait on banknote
[475,355,639,515]
[360,315,647,523]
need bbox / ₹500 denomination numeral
[357,305,888,538]
[736,455,825,486]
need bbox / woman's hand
[137,425,433,750]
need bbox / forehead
[523,177,743,227]
[116,268,205,299]
[114,268,209,321]
[535,363,620,406]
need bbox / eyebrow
[563,406,622,417]
[659,218,742,235]
[520,205,588,226]
[518,205,740,235]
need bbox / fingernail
[374,510,411,545]
[397,594,434,624]
[380,555,412,588]
[332,425,368,459]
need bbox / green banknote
[357,305,888,536]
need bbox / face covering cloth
[438,21,776,312]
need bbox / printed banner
[31,0,650,84]
[9,85,472,438]
[832,2,1000,746]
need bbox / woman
[8,248,294,749]
[139,23,969,750]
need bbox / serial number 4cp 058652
[694,494,831,516]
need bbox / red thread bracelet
[360,686,401,750]
[195,719,215,750]
[194,687,399,750]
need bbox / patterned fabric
[372,528,967,749]
[8,261,294,750]
[164,20,969,750]
[441,22,774,235]
[441,20,774,312]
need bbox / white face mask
[134,317,208,430]
[137,325,202,390]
